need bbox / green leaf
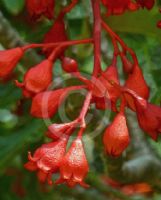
[2,0,25,15]
[0,119,45,171]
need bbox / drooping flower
[31,86,82,118]
[31,88,68,118]
[0,48,24,78]
[43,13,67,57]
[134,96,161,140]
[101,0,138,15]
[92,65,120,111]
[46,120,79,140]
[103,112,130,157]
[26,0,55,20]
[24,137,68,185]
[56,137,89,188]
[15,59,53,97]
[124,64,150,110]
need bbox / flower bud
[0,48,24,78]
[30,87,77,118]
[61,57,78,73]
[24,59,53,93]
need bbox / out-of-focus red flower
[24,137,68,185]
[43,13,67,57]
[0,48,24,78]
[136,0,155,10]
[121,183,153,196]
[15,59,53,98]
[61,57,78,73]
[134,96,161,140]
[101,0,138,15]
[124,64,149,110]
[92,65,120,111]
[157,20,161,29]
[26,0,54,20]
[56,137,89,188]
[103,176,152,196]
[103,112,130,157]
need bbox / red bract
[26,0,54,20]
[61,57,78,73]
[24,137,68,185]
[134,96,161,140]
[0,48,24,78]
[43,13,67,57]
[101,0,138,15]
[124,64,149,110]
[103,112,130,157]
[56,137,89,188]
[136,0,155,10]
[15,59,53,97]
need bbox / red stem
[22,38,93,51]
[91,0,101,77]
[79,91,92,128]
[101,20,139,65]
[62,0,78,14]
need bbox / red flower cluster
[0,0,161,189]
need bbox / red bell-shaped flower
[15,59,53,97]
[101,0,138,15]
[0,48,24,78]
[56,137,89,188]
[92,65,120,111]
[24,137,68,185]
[134,96,161,140]
[103,112,130,157]
[43,13,67,57]
[46,120,79,140]
[124,64,150,110]
[26,0,54,20]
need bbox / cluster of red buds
[0,0,161,188]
